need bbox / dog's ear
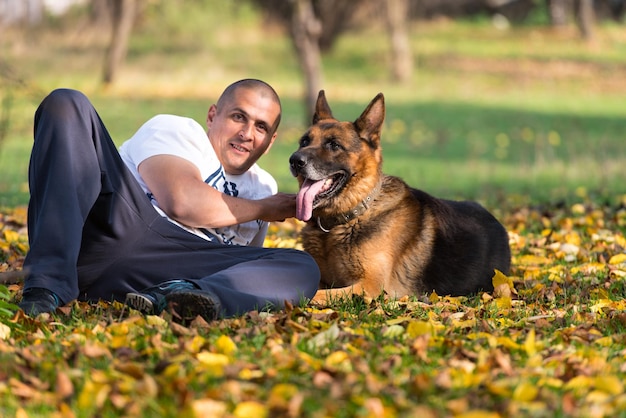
[354,93,385,146]
[312,90,334,124]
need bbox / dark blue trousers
[23,89,320,317]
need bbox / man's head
[206,79,282,175]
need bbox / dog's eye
[325,140,342,151]
[299,136,310,148]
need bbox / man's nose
[239,124,254,140]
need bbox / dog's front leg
[310,283,368,305]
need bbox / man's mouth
[231,143,250,153]
[296,172,347,221]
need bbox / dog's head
[290,91,385,222]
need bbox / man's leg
[22,88,161,310]
[83,217,320,319]
[189,249,320,317]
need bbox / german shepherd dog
[289,91,511,303]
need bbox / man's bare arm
[138,155,295,228]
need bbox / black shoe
[165,289,221,323]
[125,279,195,315]
[19,287,60,316]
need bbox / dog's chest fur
[301,175,434,296]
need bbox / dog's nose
[289,153,307,174]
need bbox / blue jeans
[23,89,319,317]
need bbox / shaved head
[217,79,282,131]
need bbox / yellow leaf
[495,296,511,310]
[239,368,264,380]
[486,380,512,397]
[594,336,613,347]
[609,253,626,265]
[429,291,440,303]
[233,401,268,418]
[524,329,537,357]
[594,375,624,396]
[267,383,299,410]
[324,351,352,373]
[297,351,323,370]
[186,335,206,353]
[517,255,552,266]
[3,229,19,243]
[383,324,406,338]
[0,323,10,340]
[564,375,592,391]
[496,337,521,350]
[146,315,167,327]
[513,381,538,402]
[385,316,412,326]
[215,335,237,356]
[570,262,606,275]
[455,410,500,418]
[492,269,513,289]
[537,377,563,389]
[196,351,229,377]
[407,320,434,338]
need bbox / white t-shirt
[119,114,277,247]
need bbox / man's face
[206,88,280,175]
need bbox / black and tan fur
[289,91,511,303]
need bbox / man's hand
[258,192,296,223]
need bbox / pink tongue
[296,178,326,221]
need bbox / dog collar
[316,179,382,233]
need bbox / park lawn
[1,199,626,417]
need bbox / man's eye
[257,124,268,133]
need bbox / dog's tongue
[296,178,326,221]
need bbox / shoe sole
[165,291,219,323]
[125,292,155,314]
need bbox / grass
[1,200,626,417]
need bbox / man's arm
[138,154,295,228]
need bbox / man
[18,79,320,322]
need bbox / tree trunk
[384,0,413,83]
[575,0,595,40]
[289,0,322,121]
[546,0,570,26]
[102,0,136,85]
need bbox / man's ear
[263,132,278,155]
[206,104,218,128]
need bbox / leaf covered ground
[1,197,626,418]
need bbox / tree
[249,0,416,119]
[102,0,137,85]
[289,0,323,119]
[546,0,571,26]
[384,0,413,83]
[575,0,595,40]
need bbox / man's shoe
[125,279,195,315]
[165,289,221,323]
[19,287,60,316]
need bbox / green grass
[2,5,624,208]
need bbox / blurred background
[0,0,625,209]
